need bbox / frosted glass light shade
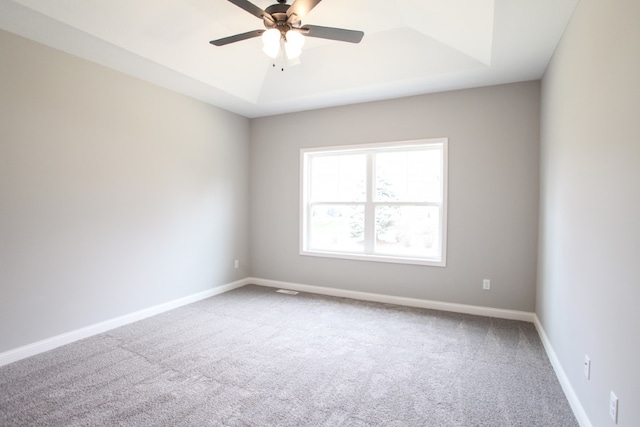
[285,30,305,59]
[261,28,306,60]
[262,29,281,58]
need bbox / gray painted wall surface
[250,82,540,312]
[538,0,640,425]
[0,30,250,353]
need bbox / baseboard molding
[250,278,592,425]
[1,276,589,427]
[249,277,535,322]
[0,278,250,367]
[533,314,592,427]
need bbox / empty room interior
[1,0,638,426]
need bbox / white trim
[0,278,250,367]
[0,274,590,427]
[440,139,449,266]
[533,315,593,427]
[252,277,591,425]
[300,138,449,268]
[249,277,534,322]
[299,249,446,267]
[300,138,448,155]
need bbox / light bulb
[284,30,305,59]
[262,28,281,58]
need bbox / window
[300,138,448,266]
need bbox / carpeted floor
[0,285,578,426]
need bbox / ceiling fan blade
[227,0,268,20]
[210,29,265,46]
[299,25,364,43]
[287,0,322,21]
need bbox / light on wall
[262,28,305,60]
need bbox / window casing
[300,138,447,266]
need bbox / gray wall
[250,82,540,312]
[538,0,640,426]
[0,30,250,353]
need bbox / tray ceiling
[0,0,578,117]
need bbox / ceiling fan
[210,0,364,58]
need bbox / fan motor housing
[264,3,299,30]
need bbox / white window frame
[300,138,448,267]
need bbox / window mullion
[364,151,375,254]
[301,138,447,267]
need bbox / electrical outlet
[482,279,491,290]
[234,259,239,269]
[609,391,618,423]
[584,355,591,380]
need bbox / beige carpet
[0,284,577,426]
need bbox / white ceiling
[0,0,578,118]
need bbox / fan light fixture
[262,28,305,60]
[210,0,364,67]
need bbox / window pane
[311,154,366,202]
[302,139,447,266]
[309,205,365,253]
[375,149,442,202]
[375,205,440,257]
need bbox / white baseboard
[533,314,592,427]
[1,276,589,427]
[248,277,535,322]
[250,278,592,425]
[0,278,250,367]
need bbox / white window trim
[300,138,448,267]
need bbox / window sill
[300,249,446,267]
